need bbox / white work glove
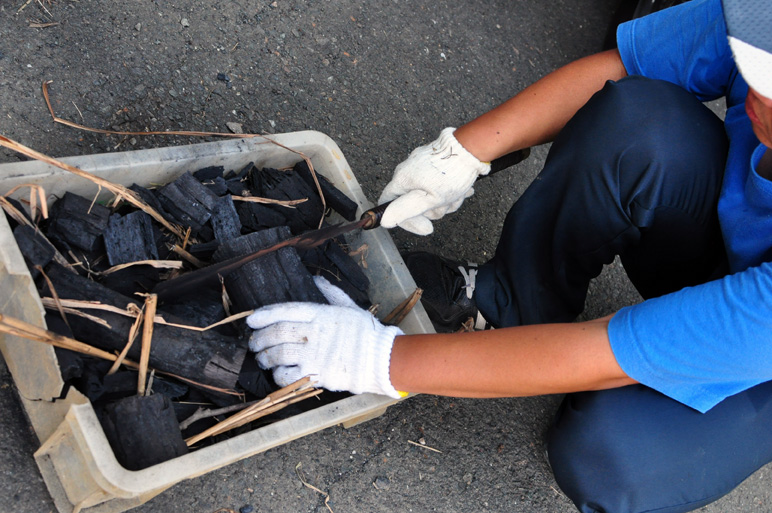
[378,127,491,235]
[247,276,405,398]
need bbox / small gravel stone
[226,122,244,134]
[239,505,254,513]
[373,476,391,491]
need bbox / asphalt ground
[1,1,771,512]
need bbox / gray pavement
[1,1,771,512]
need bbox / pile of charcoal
[9,160,370,470]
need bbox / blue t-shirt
[608,0,772,412]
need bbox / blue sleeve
[616,0,736,102]
[608,262,772,413]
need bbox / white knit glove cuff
[367,324,405,398]
[431,127,491,176]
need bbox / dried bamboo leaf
[231,195,306,208]
[137,294,157,395]
[107,303,144,375]
[169,244,205,268]
[185,377,316,445]
[382,288,423,326]
[34,265,71,332]
[39,297,254,332]
[98,259,185,275]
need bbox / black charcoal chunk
[13,225,56,278]
[254,167,325,233]
[293,160,359,221]
[193,165,225,182]
[53,348,84,382]
[226,178,250,196]
[157,172,218,233]
[104,211,159,266]
[129,184,169,217]
[202,175,229,196]
[157,288,230,331]
[47,192,110,252]
[213,226,326,310]
[188,240,220,260]
[101,394,188,470]
[210,195,242,241]
[98,372,139,404]
[99,265,161,297]
[301,245,370,309]
[237,201,287,232]
[323,239,370,293]
[3,197,34,227]
[238,356,276,398]
[150,377,188,400]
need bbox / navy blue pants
[474,77,772,512]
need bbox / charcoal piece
[99,265,161,297]
[47,192,110,252]
[67,357,114,402]
[129,184,169,217]
[235,162,255,179]
[104,211,159,266]
[157,288,231,331]
[197,224,215,243]
[150,377,188,400]
[193,165,225,182]
[152,224,177,261]
[96,371,138,404]
[101,394,188,470]
[293,160,359,221]
[236,201,287,232]
[3,196,34,227]
[42,264,247,391]
[323,239,370,293]
[13,225,55,278]
[253,167,325,233]
[201,175,229,196]
[213,226,326,310]
[188,240,220,260]
[157,172,218,233]
[54,348,84,382]
[238,356,276,399]
[210,195,242,241]
[74,365,107,402]
[226,177,250,196]
[299,242,370,308]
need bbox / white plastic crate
[0,131,433,513]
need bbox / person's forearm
[455,49,627,162]
[389,316,636,398]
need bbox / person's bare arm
[389,315,636,398]
[455,49,628,162]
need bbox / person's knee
[558,76,727,175]
[547,423,624,513]
[546,391,651,513]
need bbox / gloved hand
[247,276,405,398]
[378,127,491,235]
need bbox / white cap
[723,0,772,99]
